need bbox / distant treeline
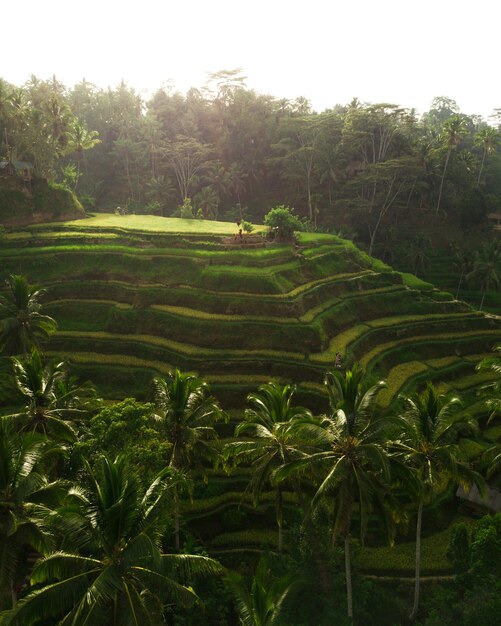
[1,72,501,250]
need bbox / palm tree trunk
[410,499,423,621]
[477,148,486,186]
[456,271,464,299]
[10,579,17,608]
[480,289,486,311]
[277,486,283,553]
[344,533,353,620]
[435,149,451,214]
[174,488,180,551]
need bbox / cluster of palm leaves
[223,365,486,622]
[0,275,57,357]
[0,369,224,625]
[0,274,497,624]
[0,277,226,624]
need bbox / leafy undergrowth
[356,517,475,576]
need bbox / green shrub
[263,205,303,240]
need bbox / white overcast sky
[3,0,499,119]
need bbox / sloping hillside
[1,214,499,415]
[0,174,85,227]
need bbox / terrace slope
[1,214,499,414]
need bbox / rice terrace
[2,74,501,625]
[3,213,498,409]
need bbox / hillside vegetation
[0,175,85,227]
[1,214,499,414]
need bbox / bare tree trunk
[477,148,486,186]
[277,486,283,553]
[410,499,423,621]
[173,482,180,551]
[10,579,17,608]
[344,533,353,620]
[435,149,451,214]
[456,272,464,299]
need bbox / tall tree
[476,344,501,423]
[152,369,222,549]
[64,120,100,189]
[276,365,394,621]
[435,114,470,214]
[398,383,482,621]
[223,382,314,552]
[466,240,501,310]
[274,115,324,222]
[450,243,473,300]
[474,126,500,185]
[164,137,212,202]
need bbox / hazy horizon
[4,0,500,119]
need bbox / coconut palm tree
[435,115,469,214]
[476,344,501,422]
[276,365,394,621]
[7,350,80,442]
[398,383,483,621]
[476,346,501,477]
[223,382,314,552]
[0,275,57,356]
[194,185,219,220]
[65,120,100,189]
[0,420,66,610]
[2,455,222,625]
[450,243,473,300]
[225,555,297,626]
[152,369,222,549]
[474,126,500,185]
[466,240,501,310]
[408,234,431,277]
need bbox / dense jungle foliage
[1,73,501,252]
[0,270,500,625]
[1,71,501,625]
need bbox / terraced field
[1,215,499,417]
[1,214,500,556]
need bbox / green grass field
[33,213,264,235]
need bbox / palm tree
[276,365,393,620]
[7,350,80,442]
[223,382,314,552]
[435,115,469,214]
[476,346,501,477]
[194,185,219,220]
[152,369,222,549]
[65,120,100,189]
[474,126,500,185]
[227,162,247,210]
[144,174,174,216]
[0,420,65,610]
[398,383,483,621]
[450,243,473,300]
[408,234,431,277]
[225,555,297,626]
[0,275,57,356]
[466,240,501,310]
[2,456,222,625]
[476,344,501,422]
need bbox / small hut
[0,160,33,181]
